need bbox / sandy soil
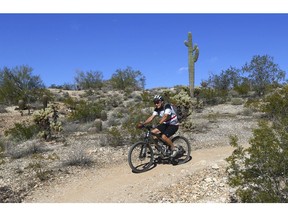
[23,144,238,203]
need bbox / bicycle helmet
[153,95,164,103]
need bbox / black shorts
[156,124,179,138]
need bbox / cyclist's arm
[159,113,170,124]
[143,114,156,125]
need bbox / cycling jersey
[153,103,179,126]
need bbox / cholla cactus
[184,32,199,98]
[33,105,62,140]
[171,89,193,122]
[33,108,51,140]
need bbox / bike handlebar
[138,124,153,130]
[139,125,162,138]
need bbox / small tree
[242,55,285,96]
[0,65,45,105]
[74,70,103,90]
[207,66,241,92]
[110,66,145,91]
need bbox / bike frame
[128,125,192,173]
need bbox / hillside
[0,88,260,203]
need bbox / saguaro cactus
[42,94,49,110]
[184,32,199,97]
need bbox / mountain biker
[137,95,180,157]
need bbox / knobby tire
[128,141,154,173]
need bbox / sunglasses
[154,101,161,105]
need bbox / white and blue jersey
[153,103,179,126]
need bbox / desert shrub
[74,70,104,90]
[231,98,244,105]
[27,162,54,181]
[68,100,104,123]
[105,95,123,109]
[0,65,46,105]
[63,96,77,110]
[0,186,22,203]
[63,144,94,167]
[109,66,145,91]
[122,103,152,143]
[181,120,195,131]
[140,91,153,106]
[226,121,288,202]
[6,139,48,159]
[207,67,242,92]
[198,88,228,106]
[100,110,108,121]
[226,85,288,202]
[93,119,102,132]
[106,126,125,147]
[0,105,7,113]
[244,98,262,112]
[130,92,142,102]
[260,86,288,125]
[242,55,285,97]
[62,121,93,134]
[4,123,39,142]
[106,118,118,127]
[241,108,254,116]
[234,79,251,96]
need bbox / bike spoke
[172,136,191,164]
[128,142,154,173]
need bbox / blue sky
[1,12,288,89]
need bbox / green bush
[198,88,228,106]
[226,121,288,202]
[231,98,244,105]
[106,126,125,147]
[0,65,46,105]
[242,55,285,97]
[100,110,108,121]
[226,85,288,202]
[68,100,104,123]
[74,70,104,90]
[110,66,146,91]
[4,123,39,142]
[260,86,288,125]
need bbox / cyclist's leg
[162,125,179,157]
[160,125,178,147]
[151,127,161,141]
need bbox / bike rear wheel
[171,136,191,164]
[128,141,154,173]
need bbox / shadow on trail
[131,155,192,174]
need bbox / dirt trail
[24,145,237,203]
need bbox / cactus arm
[193,45,199,62]
[184,41,189,47]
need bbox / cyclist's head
[153,95,164,105]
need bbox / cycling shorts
[156,124,179,138]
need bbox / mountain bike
[128,125,192,173]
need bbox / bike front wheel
[128,141,154,173]
[172,136,191,164]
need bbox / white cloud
[177,67,188,74]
